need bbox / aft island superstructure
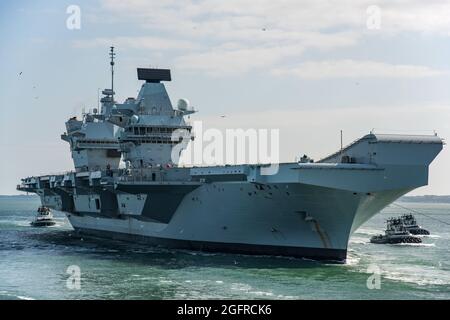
[17,48,443,262]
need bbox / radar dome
[177,98,190,111]
[130,115,139,124]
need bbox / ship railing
[117,168,170,183]
[75,140,119,148]
[135,110,196,117]
[123,132,188,139]
[118,174,162,183]
[36,170,75,177]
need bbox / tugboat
[370,218,422,244]
[30,206,56,227]
[400,214,430,235]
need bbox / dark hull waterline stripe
[74,227,347,263]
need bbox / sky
[1,0,450,195]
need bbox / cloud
[87,0,450,76]
[100,0,450,36]
[379,1,450,35]
[175,44,305,75]
[272,60,446,79]
[171,29,360,75]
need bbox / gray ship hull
[65,179,410,262]
[19,131,443,262]
[72,226,347,260]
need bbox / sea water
[0,195,449,300]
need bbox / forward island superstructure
[17,48,444,262]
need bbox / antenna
[340,130,343,154]
[109,46,116,101]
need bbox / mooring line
[391,202,450,226]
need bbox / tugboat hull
[370,235,422,244]
[405,227,430,235]
[31,206,56,227]
[30,220,56,227]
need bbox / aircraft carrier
[17,48,444,261]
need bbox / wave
[349,237,369,245]
[17,295,35,300]
[0,290,35,300]
[0,219,68,228]
[354,228,380,236]
[382,269,450,286]
[249,290,274,297]
[345,255,361,266]
[230,283,275,298]
[394,242,435,247]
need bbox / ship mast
[109,46,116,101]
